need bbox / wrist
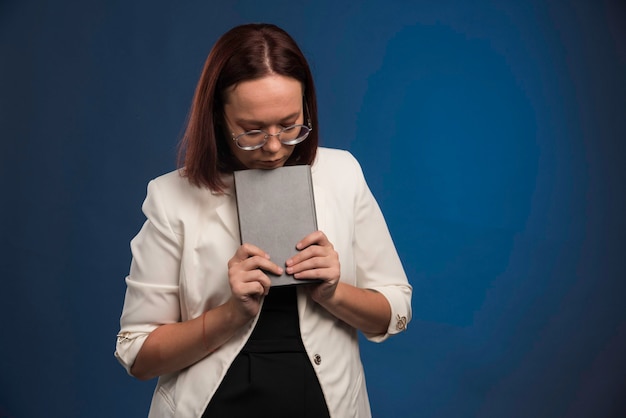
[312,282,343,308]
[224,297,256,326]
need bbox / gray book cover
[233,165,320,287]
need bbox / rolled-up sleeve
[349,155,412,342]
[115,180,183,374]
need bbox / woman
[115,23,412,418]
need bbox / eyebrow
[235,111,301,126]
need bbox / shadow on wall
[355,23,538,327]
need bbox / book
[233,165,320,287]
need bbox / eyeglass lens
[237,125,309,149]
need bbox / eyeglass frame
[227,102,313,151]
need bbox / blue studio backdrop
[1,1,625,417]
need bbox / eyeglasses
[230,105,313,151]
[231,123,312,151]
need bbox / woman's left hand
[285,230,340,302]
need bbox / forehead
[223,75,303,121]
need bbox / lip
[256,158,285,168]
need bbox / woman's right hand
[227,243,282,319]
[130,243,281,380]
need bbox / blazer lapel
[312,182,328,234]
[214,176,240,242]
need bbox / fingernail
[286,267,293,274]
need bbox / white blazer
[115,148,412,418]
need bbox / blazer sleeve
[115,179,183,375]
[349,153,412,342]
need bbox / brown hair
[177,23,319,192]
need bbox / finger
[232,273,270,296]
[295,230,330,251]
[286,250,326,272]
[230,269,272,294]
[292,267,335,281]
[286,244,329,268]
[238,255,284,276]
[288,257,340,280]
[229,243,269,267]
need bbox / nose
[261,130,282,153]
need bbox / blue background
[1,0,625,417]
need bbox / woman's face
[223,75,304,169]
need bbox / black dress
[202,286,330,418]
